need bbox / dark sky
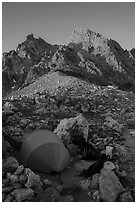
[2,2,135,52]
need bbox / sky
[2,2,135,52]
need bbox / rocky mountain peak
[69,27,135,77]
[16,34,51,62]
[70,27,108,51]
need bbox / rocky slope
[2,28,135,202]
[2,72,135,201]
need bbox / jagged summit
[16,34,53,60]
[69,27,135,75]
[70,27,108,46]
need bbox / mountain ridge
[2,28,135,97]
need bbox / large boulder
[99,168,125,202]
[54,115,89,147]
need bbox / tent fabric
[20,129,70,173]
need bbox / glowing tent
[20,129,70,173]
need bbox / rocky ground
[2,71,135,202]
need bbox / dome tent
[20,129,70,173]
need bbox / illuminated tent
[20,129,70,173]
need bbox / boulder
[19,174,27,184]
[105,146,113,158]
[6,172,12,179]
[2,156,19,173]
[14,165,24,175]
[119,191,133,202]
[103,161,115,171]
[10,174,20,184]
[24,168,41,191]
[11,188,34,202]
[99,168,125,202]
[20,118,30,128]
[74,160,95,173]
[12,182,23,190]
[80,178,91,191]
[4,195,14,202]
[43,179,52,189]
[54,115,89,146]
[2,186,14,193]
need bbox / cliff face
[2,29,135,97]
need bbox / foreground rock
[24,168,41,192]
[103,161,115,171]
[11,188,34,202]
[54,115,89,148]
[2,156,19,173]
[99,168,125,202]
